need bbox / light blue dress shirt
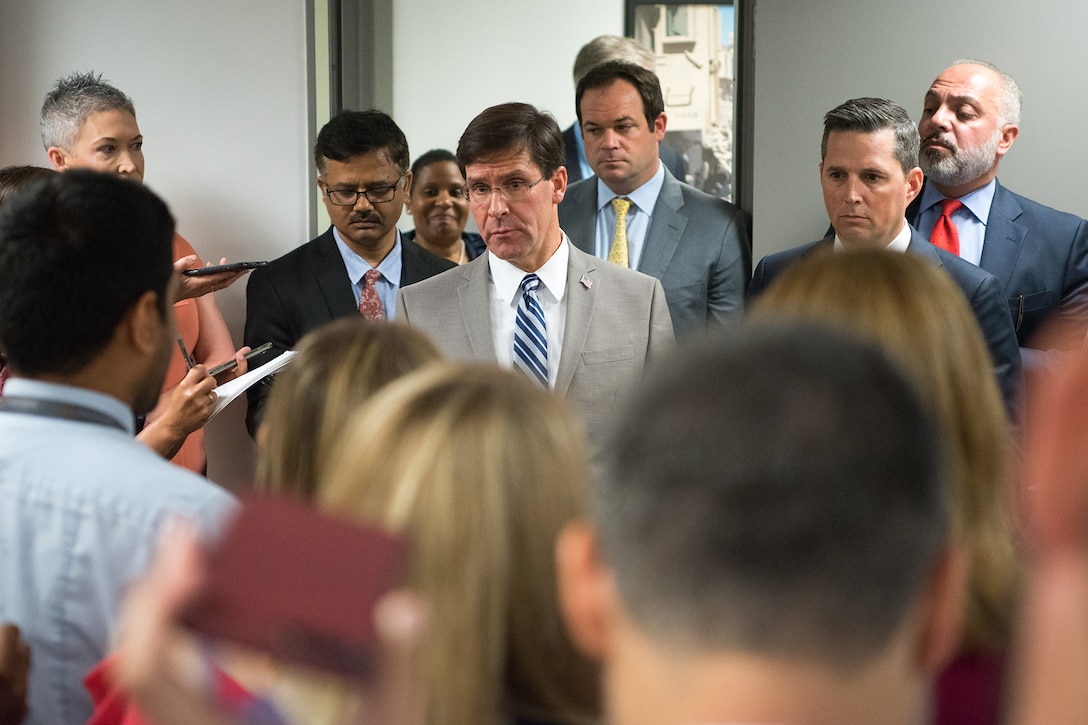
[592,163,667,270]
[333,227,404,320]
[0,379,236,725]
[916,179,996,267]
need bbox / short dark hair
[410,148,458,179]
[0,166,55,208]
[40,71,136,152]
[456,103,564,178]
[576,60,664,130]
[821,97,919,175]
[0,171,175,376]
[314,110,410,177]
[596,323,948,668]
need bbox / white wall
[749,0,1088,258]
[391,0,624,169]
[0,0,314,490]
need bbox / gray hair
[951,58,1022,127]
[572,35,655,86]
[40,71,136,152]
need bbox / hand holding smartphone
[182,261,268,277]
[206,343,273,377]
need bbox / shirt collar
[332,226,403,284]
[834,218,912,253]
[920,178,996,225]
[488,234,570,305]
[1,378,135,434]
[595,162,666,216]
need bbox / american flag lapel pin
[580,273,592,289]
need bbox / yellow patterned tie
[609,197,632,268]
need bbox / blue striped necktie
[513,273,548,387]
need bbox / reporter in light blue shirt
[0,171,235,725]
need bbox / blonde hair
[317,364,599,725]
[750,249,1017,650]
[256,320,441,499]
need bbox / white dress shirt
[487,236,570,388]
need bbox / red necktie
[930,198,964,256]
[358,268,385,321]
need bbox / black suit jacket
[749,231,1022,407]
[562,123,686,183]
[907,180,1088,353]
[243,227,455,434]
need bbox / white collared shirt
[487,236,570,388]
[834,218,912,253]
[593,162,666,269]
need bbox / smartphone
[182,261,268,277]
[179,495,407,677]
[206,342,274,377]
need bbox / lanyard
[0,395,129,433]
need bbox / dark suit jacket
[749,231,1022,407]
[243,227,455,434]
[395,243,674,449]
[907,180,1088,351]
[562,123,686,183]
[558,168,750,336]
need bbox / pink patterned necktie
[359,268,385,321]
[930,198,964,256]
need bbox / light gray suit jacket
[395,243,675,441]
[558,168,751,336]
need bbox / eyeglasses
[463,175,550,205]
[323,176,405,206]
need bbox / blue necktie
[513,274,548,387]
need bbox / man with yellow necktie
[559,61,751,337]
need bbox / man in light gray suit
[397,102,674,443]
[558,61,750,336]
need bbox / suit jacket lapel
[312,229,359,317]
[458,257,499,362]
[554,247,597,396]
[562,181,599,255]
[638,169,686,278]
[906,229,945,268]
[979,182,1027,284]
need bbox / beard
[919,128,1000,188]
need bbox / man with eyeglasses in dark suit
[243,110,454,436]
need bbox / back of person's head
[318,364,598,725]
[456,103,564,178]
[576,60,664,129]
[40,70,135,152]
[821,97,920,175]
[598,322,948,668]
[0,166,55,207]
[256,319,441,499]
[314,110,410,177]
[749,249,1016,651]
[0,170,174,377]
[572,34,654,86]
